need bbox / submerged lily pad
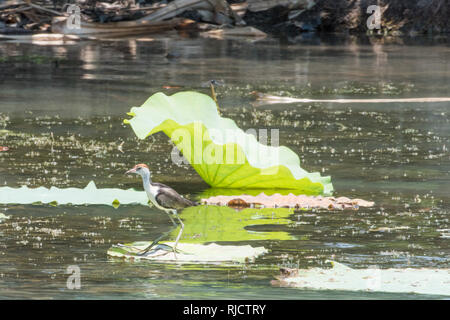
[124,91,333,194]
[168,205,294,243]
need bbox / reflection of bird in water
[125,163,197,258]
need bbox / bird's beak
[125,168,136,174]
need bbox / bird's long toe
[113,243,143,252]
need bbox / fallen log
[27,2,62,16]
[201,26,267,39]
[51,16,195,36]
[137,0,245,25]
[247,0,315,12]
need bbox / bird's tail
[183,197,199,207]
[189,199,199,207]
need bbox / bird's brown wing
[154,184,197,210]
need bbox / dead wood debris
[0,0,313,38]
[0,0,258,38]
[1,1,447,39]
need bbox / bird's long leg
[172,210,184,260]
[137,211,178,256]
[210,82,220,114]
[166,211,177,228]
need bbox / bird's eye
[136,167,141,170]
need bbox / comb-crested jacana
[125,164,197,258]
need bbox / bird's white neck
[140,171,152,191]
[140,171,160,201]
[140,171,167,210]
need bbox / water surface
[0,34,449,299]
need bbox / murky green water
[0,34,449,299]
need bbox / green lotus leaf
[125,91,333,194]
[199,188,316,198]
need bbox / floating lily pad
[202,194,374,210]
[0,181,147,206]
[107,242,268,263]
[272,261,450,296]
